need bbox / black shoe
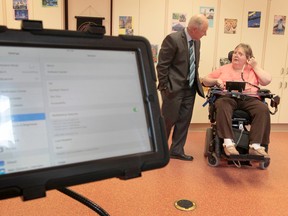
[170,153,193,161]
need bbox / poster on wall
[151,44,158,63]
[119,16,133,35]
[224,18,237,34]
[14,9,28,20]
[171,13,187,32]
[13,0,27,9]
[200,7,214,27]
[13,0,28,20]
[273,15,286,35]
[42,0,58,7]
[248,11,261,28]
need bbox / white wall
[0,1,5,25]
[0,0,286,123]
[0,0,64,29]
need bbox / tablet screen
[0,46,151,175]
[225,81,246,92]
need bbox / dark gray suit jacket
[157,29,204,98]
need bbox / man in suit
[157,14,208,161]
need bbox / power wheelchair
[203,84,280,169]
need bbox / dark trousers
[214,96,271,145]
[161,85,196,155]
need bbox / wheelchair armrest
[257,88,274,100]
[256,88,280,114]
[269,95,280,115]
[257,88,271,94]
[270,95,280,108]
[210,86,222,91]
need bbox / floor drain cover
[174,199,196,211]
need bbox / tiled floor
[1,125,288,216]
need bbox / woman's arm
[248,57,272,86]
[202,76,224,88]
[202,68,224,89]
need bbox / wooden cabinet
[263,0,288,123]
[278,76,288,123]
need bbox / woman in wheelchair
[202,43,272,158]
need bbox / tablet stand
[58,187,110,216]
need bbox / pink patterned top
[206,63,259,95]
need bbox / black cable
[58,187,110,216]
[241,64,260,90]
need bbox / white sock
[223,138,234,147]
[250,143,261,149]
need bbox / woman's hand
[247,57,257,68]
[216,79,224,89]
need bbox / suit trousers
[214,95,271,145]
[161,83,196,155]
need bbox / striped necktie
[188,40,195,87]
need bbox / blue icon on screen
[0,169,5,175]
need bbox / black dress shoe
[170,153,193,161]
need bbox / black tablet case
[0,21,169,201]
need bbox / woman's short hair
[234,43,254,59]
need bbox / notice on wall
[13,0,28,20]
[224,18,237,34]
[119,16,133,35]
[151,44,158,63]
[273,15,286,35]
[200,6,214,28]
[171,13,187,33]
[42,0,58,7]
[248,11,261,28]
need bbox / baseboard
[189,123,210,131]
[270,124,288,132]
[189,123,288,132]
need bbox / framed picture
[42,0,58,7]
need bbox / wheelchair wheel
[259,158,270,170]
[207,153,220,167]
[204,128,213,157]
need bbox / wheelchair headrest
[228,50,233,62]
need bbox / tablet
[225,81,246,92]
[0,22,169,200]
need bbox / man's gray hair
[188,14,207,29]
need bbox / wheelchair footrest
[225,154,266,161]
